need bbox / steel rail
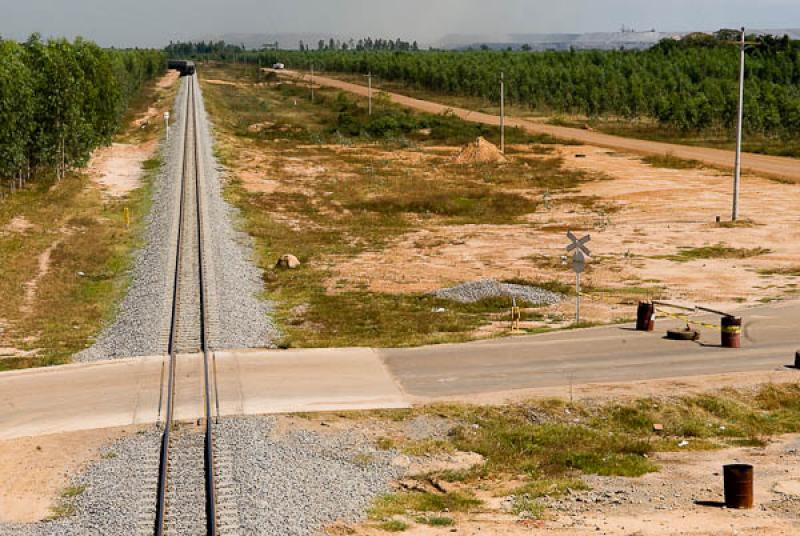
[154,74,218,536]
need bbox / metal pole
[576,272,581,324]
[733,27,745,221]
[500,71,505,153]
[310,64,315,103]
[368,72,372,115]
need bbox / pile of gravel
[218,416,402,535]
[0,429,161,536]
[433,278,563,306]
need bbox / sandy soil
[87,141,156,197]
[325,142,800,324]
[419,370,800,407]
[20,233,67,315]
[338,432,799,536]
[279,69,800,182]
[0,427,139,523]
[2,216,35,234]
[87,70,179,197]
[157,70,180,90]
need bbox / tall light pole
[733,27,746,221]
[500,71,505,153]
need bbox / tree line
[216,33,800,138]
[0,35,165,192]
[299,37,419,52]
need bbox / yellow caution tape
[577,292,639,305]
[654,307,726,330]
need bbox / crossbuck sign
[566,231,591,323]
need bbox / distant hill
[193,29,800,52]
[437,28,800,51]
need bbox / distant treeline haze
[0,35,165,190]
[174,33,800,137]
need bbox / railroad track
[154,73,222,536]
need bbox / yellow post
[124,207,130,229]
[511,306,521,332]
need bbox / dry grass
[361,382,800,530]
[0,75,175,369]
[200,63,602,348]
[659,244,772,263]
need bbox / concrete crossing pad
[0,349,409,440]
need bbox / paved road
[2,300,798,439]
[381,301,799,398]
[281,70,800,182]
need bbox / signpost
[566,231,591,323]
[733,27,746,221]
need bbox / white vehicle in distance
[272,63,285,70]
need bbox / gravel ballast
[0,429,161,536]
[77,75,276,362]
[0,417,402,536]
[433,278,563,306]
[218,416,402,535]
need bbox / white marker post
[566,231,591,324]
[164,111,170,140]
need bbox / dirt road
[281,70,800,182]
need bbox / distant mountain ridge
[437,28,800,50]
[196,29,800,51]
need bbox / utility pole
[500,71,505,153]
[310,63,315,103]
[368,72,373,115]
[733,27,746,221]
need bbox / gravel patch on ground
[76,76,276,362]
[218,416,402,535]
[404,415,456,441]
[433,278,563,306]
[0,429,161,536]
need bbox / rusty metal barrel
[636,302,656,332]
[723,464,754,509]
[721,316,742,348]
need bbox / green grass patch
[348,188,538,223]
[659,244,771,263]
[760,265,800,277]
[369,491,482,520]
[419,515,455,526]
[47,484,87,520]
[642,153,703,170]
[378,520,409,532]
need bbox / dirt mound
[454,137,507,164]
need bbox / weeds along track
[154,74,232,536]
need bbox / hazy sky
[1,0,799,47]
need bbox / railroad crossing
[566,231,591,323]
